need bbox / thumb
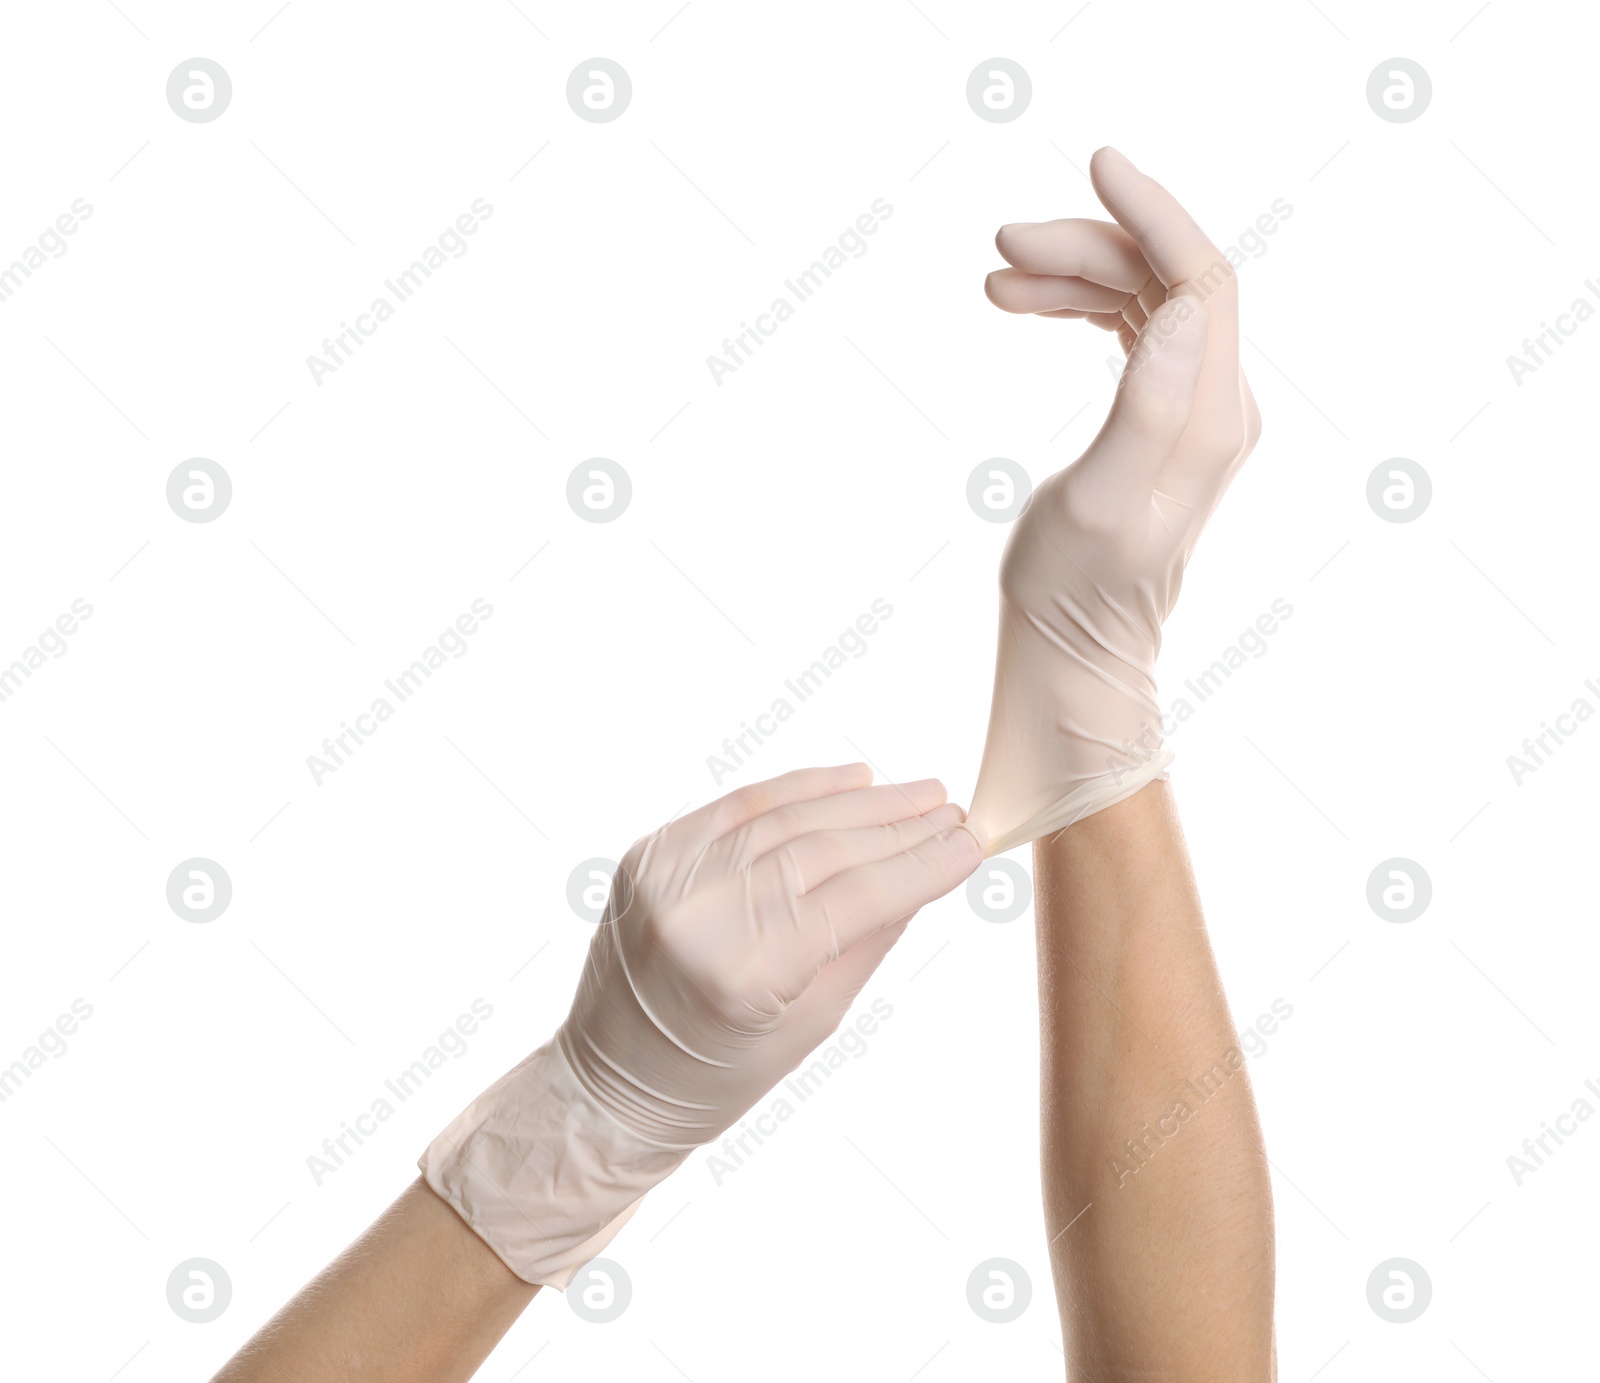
[1076,296,1209,501]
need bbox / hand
[563,762,983,1143]
[968,148,1261,855]
[422,764,983,1285]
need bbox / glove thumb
[1079,296,1209,499]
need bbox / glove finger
[994,217,1150,292]
[796,817,983,964]
[1040,310,1129,340]
[718,780,948,869]
[673,762,872,853]
[985,268,1130,315]
[760,802,967,900]
[1086,150,1248,505]
[1071,297,1210,504]
[1089,147,1226,292]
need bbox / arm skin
[1035,780,1276,1381]
[210,1179,537,1383]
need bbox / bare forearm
[210,1179,538,1383]
[1034,781,1274,1380]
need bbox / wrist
[419,1035,687,1289]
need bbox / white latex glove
[968,148,1262,855]
[421,763,983,1286]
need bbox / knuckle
[768,802,807,840]
[1118,383,1193,442]
[916,828,976,887]
[715,946,791,1017]
[633,899,677,959]
[700,960,754,1012]
[712,784,765,835]
[771,840,810,894]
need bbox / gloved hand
[967,148,1261,855]
[421,763,983,1286]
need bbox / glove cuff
[419,1034,688,1288]
[983,745,1174,856]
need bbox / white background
[1,1,1595,1378]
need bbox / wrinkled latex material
[421,1038,674,1288]
[968,149,1259,856]
[422,765,983,1286]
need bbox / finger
[1089,147,1228,292]
[1073,298,1210,500]
[1030,307,1132,334]
[1034,310,1135,338]
[673,763,874,851]
[985,268,1130,315]
[1089,150,1247,502]
[798,816,983,959]
[761,802,967,897]
[994,218,1151,292]
[721,779,949,867]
